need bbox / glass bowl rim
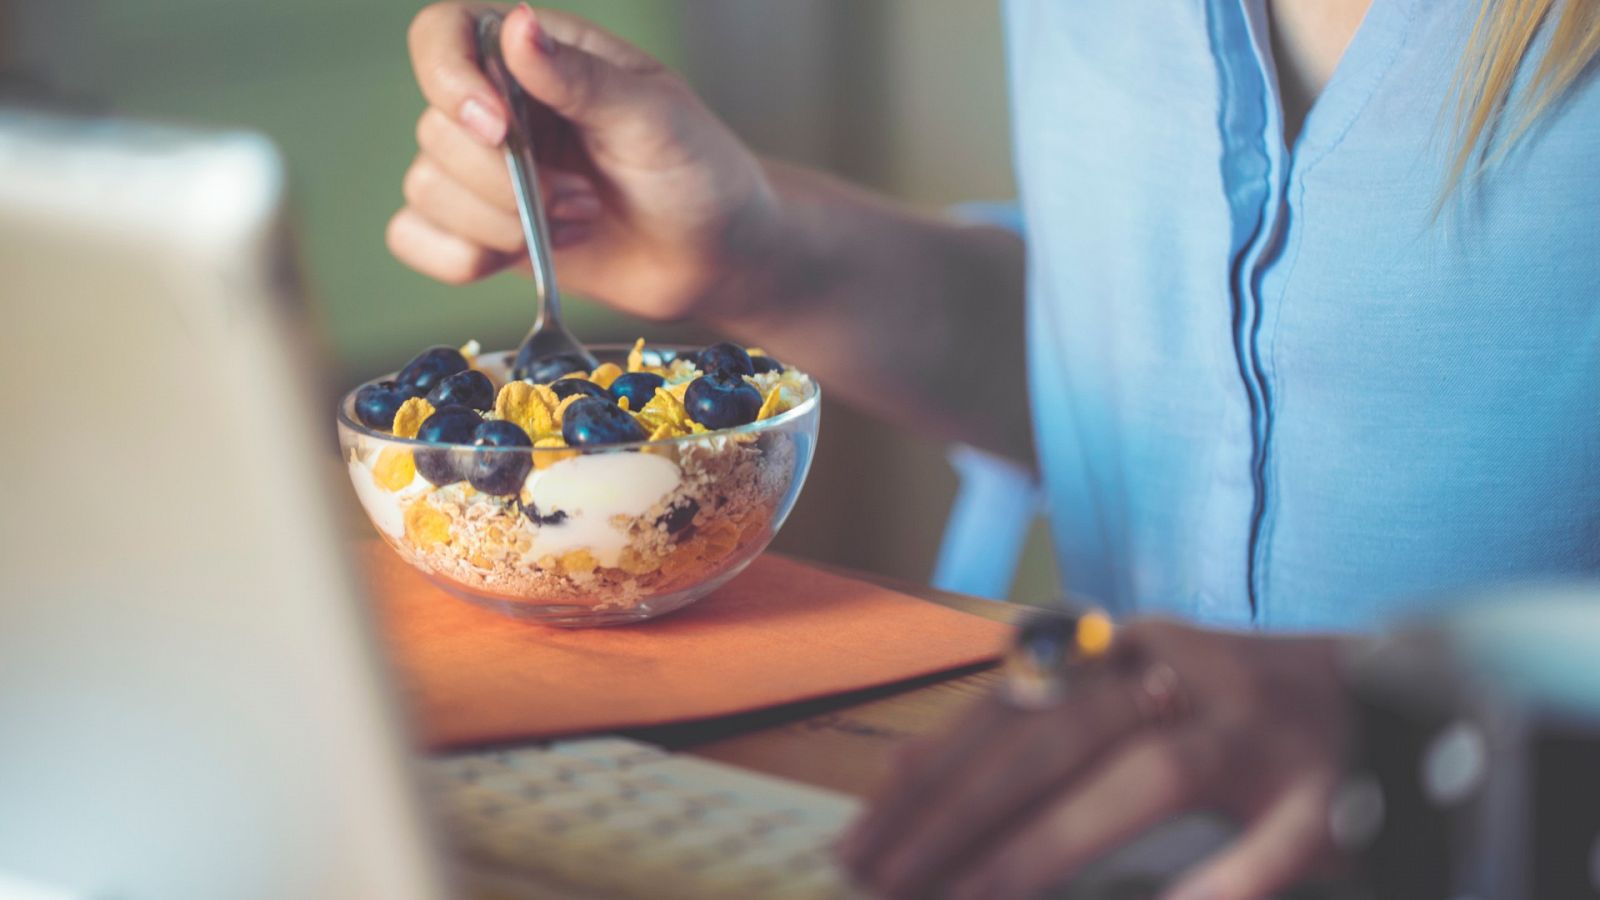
[336,342,821,453]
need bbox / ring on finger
[1001,608,1115,710]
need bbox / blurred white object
[932,444,1040,599]
[0,109,448,900]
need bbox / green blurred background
[2,0,1058,601]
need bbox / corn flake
[494,382,554,437]
[391,397,435,439]
[531,383,561,414]
[700,522,740,560]
[639,388,690,430]
[626,337,646,373]
[532,435,577,469]
[756,387,783,421]
[558,549,599,575]
[589,362,623,389]
[372,447,416,491]
[403,501,451,547]
[617,546,659,576]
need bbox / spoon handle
[476,14,561,330]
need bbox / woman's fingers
[386,207,511,285]
[415,108,517,212]
[864,717,1055,897]
[1159,774,1337,900]
[861,677,1156,897]
[498,5,661,132]
[417,102,601,215]
[836,698,1014,868]
[833,622,1348,900]
[402,154,602,249]
[945,729,1213,900]
[402,156,525,253]
[507,6,663,77]
[408,2,509,146]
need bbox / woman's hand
[837,620,1352,900]
[389,3,778,321]
[389,3,1032,459]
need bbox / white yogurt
[521,452,682,566]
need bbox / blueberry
[549,378,611,401]
[426,369,495,412]
[413,404,481,485]
[467,419,533,495]
[354,380,421,430]
[513,350,590,383]
[684,372,762,429]
[694,342,755,377]
[397,346,469,394]
[608,371,665,409]
[750,354,784,375]
[562,396,647,447]
[656,498,699,534]
[520,502,568,527]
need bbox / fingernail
[459,98,505,145]
[529,15,557,55]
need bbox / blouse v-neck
[1241,0,1419,164]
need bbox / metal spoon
[475,13,598,382]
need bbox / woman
[391,2,1599,895]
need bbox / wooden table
[625,569,1028,799]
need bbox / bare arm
[711,163,1028,458]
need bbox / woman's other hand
[837,620,1352,899]
[389,3,778,321]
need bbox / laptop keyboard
[427,738,868,899]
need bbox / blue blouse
[1004,0,1600,630]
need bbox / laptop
[0,108,452,899]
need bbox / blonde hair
[1446,0,1600,195]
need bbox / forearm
[707,162,1032,462]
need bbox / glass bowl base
[420,559,757,627]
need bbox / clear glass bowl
[337,344,820,626]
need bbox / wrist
[696,160,839,328]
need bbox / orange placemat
[359,541,1011,748]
